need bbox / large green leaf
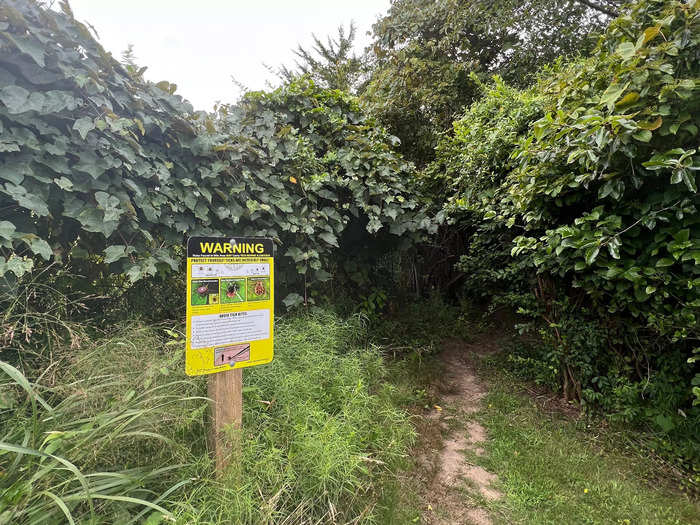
[318,232,339,247]
[0,85,30,113]
[104,245,127,264]
[73,117,95,140]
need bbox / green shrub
[501,0,699,445]
[503,300,699,472]
[502,0,700,343]
[427,76,544,307]
[428,75,544,208]
[434,0,699,464]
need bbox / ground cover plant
[472,370,700,524]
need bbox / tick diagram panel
[186,237,274,376]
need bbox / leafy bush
[502,303,700,474]
[502,0,699,445]
[428,76,544,207]
[427,76,544,306]
[211,79,434,299]
[0,312,416,523]
[501,0,700,341]
[0,1,432,303]
[433,0,699,462]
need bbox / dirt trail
[420,339,502,525]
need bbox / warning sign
[185,236,274,376]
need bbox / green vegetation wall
[506,0,700,341]
[431,0,699,459]
[0,0,431,306]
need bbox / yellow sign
[185,236,274,376]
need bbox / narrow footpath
[419,339,502,525]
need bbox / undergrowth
[0,311,417,524]
[489,335,700,491]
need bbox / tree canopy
[363,0,618,164]
[273,23,365,93]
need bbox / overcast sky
[67,1,390,111]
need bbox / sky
[67,1,391,111]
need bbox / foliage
[358,289,388,322]
[0,312,417,523]
[274,23,365,93]
[428,76,545,206]
[370,292,470,353]
[0,0,195,282]
[0,0,431,303]
[427,76,544,307]
[0,326,201,524]
[0,265,90,366]
[498,0,700,343]
[454,221,535,311]
[506,294,699,460]
[364,0,613,164]
[433,0,699,454]
[210,79,434,299]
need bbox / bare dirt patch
[419,338,503,525]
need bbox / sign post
[185,236,274,473]
[207,368,242,472]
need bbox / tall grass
[0,326,203,524]
[1,311,416,523]
[0,266,90,367]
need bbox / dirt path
[419,339,502,525]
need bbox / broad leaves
[482,0,699,340]
[0,0,432,302]
[72,117,95,140]
[0,85,30,114]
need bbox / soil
[418,338,503,525]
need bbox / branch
[575,0,619,18]
[601,200,681,247]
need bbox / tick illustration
[253,281,266,296]
[226,282,242,300]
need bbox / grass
[470,370,700,525]
[0,326,204,524]
[0,310,419,524]
[7,289,696,524]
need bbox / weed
[0,311,417,523]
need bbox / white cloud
[68,0,389,111]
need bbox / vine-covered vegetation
[430,0,699,467]
[0,0,431,302]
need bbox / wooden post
[208,367,242,474]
